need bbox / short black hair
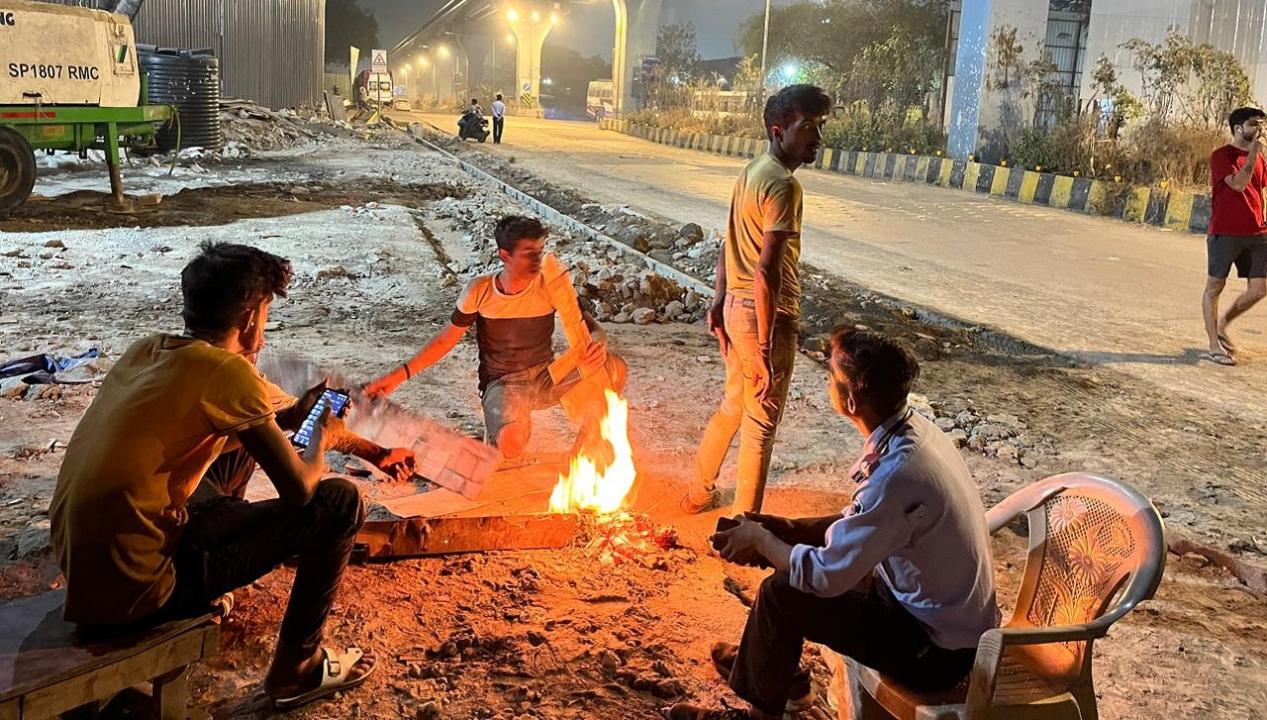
[471,98,479,104]
[496,93,504,100]
[494,215,548,253]
[829,327,920,415]
[1229,107,1265,131]
[181,242,291,337]
[764,84,832,140]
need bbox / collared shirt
[787,408,1000,650]
[491,100,506,119]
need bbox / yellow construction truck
[0,0,173,214]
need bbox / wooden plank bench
[0,590,221,720]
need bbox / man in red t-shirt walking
[1205,106,1267,366]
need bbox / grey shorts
[480,354,628,446]
[1208,234,1267,279]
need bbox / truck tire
[0,128,36,216]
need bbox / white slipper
[272,647,374,710]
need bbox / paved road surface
[411,112,1267,419]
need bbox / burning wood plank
[353,513,580,562]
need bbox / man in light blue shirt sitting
[669,328,999,720]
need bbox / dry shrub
[625,108,764,138]
[1116,120,1224,188]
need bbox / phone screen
[292,389,350,449]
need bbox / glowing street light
[530,9,540,22]
[781,63,797,81]
[550,12,558,24]
[418,56,429,68]
[542,77,553,86]
[438,45,450,59]
[505,32,515,44]
[506,8,518,22]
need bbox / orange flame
[548,389,637,514]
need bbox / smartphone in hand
[292,389,350,449]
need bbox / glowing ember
[549,389,637,514]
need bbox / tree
[1123,30,1253,129]
[735,0,948,99]
[325,0,379,64]
[645,22,702,108]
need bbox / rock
[994,443,1019,462]
[526,630,547,646]
[415,701,441,720]
[986,413,1024,429]
[16,519,51,558]
[935,417,957,432]
[907,392,934,419]
[44,239,65,249]
[1020,452,1039,469]
[652,679,684,699]
[599,650,621,677]
[612,312,631,324]
[683,290,702,310]
[633,235,651,253]
[663,300,685,318]
[954,410,976,427]
[946,429,968,448]
[677,223,705,245]
[631,308,656,325]
[973,423,1014,441]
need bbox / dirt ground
[1,129,1265,719]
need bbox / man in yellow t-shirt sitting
[50,242,416,710]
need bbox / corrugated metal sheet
[132,0,325,109]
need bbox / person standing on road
[1204,106,1267,366]
[492,93,507,144]
[682,84,832,515]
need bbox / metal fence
[131,0,325,109]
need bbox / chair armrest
[962,621,1108,720]
[986,485,1067,535]
[992,623,1108,645]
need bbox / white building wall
[1081,0,1267,106]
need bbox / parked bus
[586,80,615,121]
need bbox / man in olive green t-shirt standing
[684,84,832,514]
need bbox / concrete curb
[599,118,1210,236]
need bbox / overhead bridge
[390,0,660,116]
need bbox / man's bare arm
[365,323,468,397]
[238,418,327,507]
[1226,141,1263,192]
[753,230,792,353]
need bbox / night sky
[361,0,797,59]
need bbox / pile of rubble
[218,98,332,156]
[909,394,1055,469]
[425,196,707,325]
[575,205,721,282]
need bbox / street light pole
[758,0,772,107]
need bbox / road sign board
[371,49,388,73]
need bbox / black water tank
[138,46,222,152]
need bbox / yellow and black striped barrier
[598,119,1210,235]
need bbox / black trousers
[493,116,504,143]
[730,571,977,716]
[163,450,366,663]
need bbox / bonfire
[548,389,677,565]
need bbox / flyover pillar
[611,0,660,116]
[507,4,555,117]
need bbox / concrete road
[412,112,1267,418]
